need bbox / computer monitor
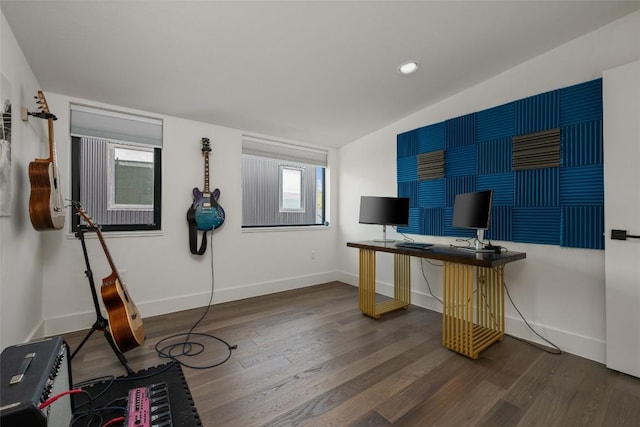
[452,190,493,250]
[359,196,409,242]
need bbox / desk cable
[419,257,561,355]
[503,280,561,355]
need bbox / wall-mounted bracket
[20,106,57,122]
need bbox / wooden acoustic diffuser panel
[512,128,561,170]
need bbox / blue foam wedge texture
[397,78,603,249]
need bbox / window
[70,105,162,232]
[109,145,155,210]
[242,136,327,228]
[279,166,304,212]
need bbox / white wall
[337,10,640,364]
[0,10,339,347]
[37,94,339,338]
[0,11,48,350]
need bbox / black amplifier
[0,336,73,427]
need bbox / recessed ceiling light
[398,61,419,76]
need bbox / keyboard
[455,246,495,254]
[395,242,433,250]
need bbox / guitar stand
[70,227,134,375]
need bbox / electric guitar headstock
[201,137,211,155]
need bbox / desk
[347,241,526,359]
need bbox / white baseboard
[43,271,339,337]
[504,315,606,364]
[27,320,47,342]
[338,270,606,364]
[43,269,605,364]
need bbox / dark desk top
[347,240,526,268]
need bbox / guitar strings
[154,232,237,369]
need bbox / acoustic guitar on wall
[75,206,145,353]
[28,91,65,230]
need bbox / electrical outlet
[311,250,316,260]
[611,229,628,240]
[119,269,127,283]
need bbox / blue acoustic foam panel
[397,131,418,158]
[513,207,561,245]
[560,79,602,126]
[477,173,515,206]
[560,164,604,206]
[476,102,516,142]
[421,208,444,236]
[418,122,447,153]
[445,145,477,177]
[418,179,445,208]
[397,78,602,249]
[515,89,560,135]
[446,114,476,148]
[477,137,512,174]
[515,168,560,207]
[561,206,604,249]
[397,156,417,183]
[445,176,476,207]
[561,120,603,167]
[486,206,513,242]
[398,181,419,207]
[398,207,422,235]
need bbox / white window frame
[107,143,155,211]
[279,165,305,212]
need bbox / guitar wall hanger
[21,95,58,122]
[21,106,58,121]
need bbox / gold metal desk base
[348,241,525,359]
[442,263,505,359]
[358,248,410,319]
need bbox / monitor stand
[373,225,395,243]
[457,230,493,253]
[475,229,484,251]
[473,229,494,253]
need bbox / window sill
[66,230,163,240]
[242,225,330,233]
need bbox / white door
[604,59,640,378]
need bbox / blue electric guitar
[192,138,225,231]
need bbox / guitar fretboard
[203,152,210,194]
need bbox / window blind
[70,104,163,147]
[242,135,327,167]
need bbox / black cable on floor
[504,280,562,355]
[154,234,236,369]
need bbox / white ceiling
[2,1,640,147]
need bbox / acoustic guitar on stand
[28,91,65,230]
[75,206,145,353]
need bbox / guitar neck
[48,118,61,184]
[203,152,210,194]
[93,226,121,280]
[47,118,55,162]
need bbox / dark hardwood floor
[63,281,640,426]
